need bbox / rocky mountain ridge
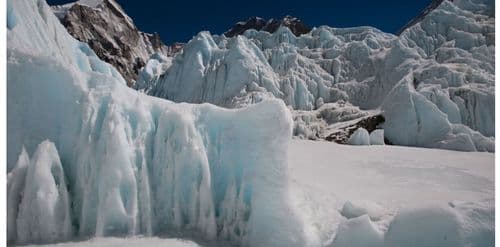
[224,15,312,37]
[51,0,174,85]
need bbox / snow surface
[289,140,494,246]
[8,0,305,246]
[147,0,494,152]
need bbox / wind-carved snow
[145,0,494,152]
[7,0,305,246]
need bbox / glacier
[6,0,495,246]
[7,0,306,246]
[144,0,494,152]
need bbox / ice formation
[15,141,72,244]
[133,53,172,93]
[7,0,305,246]
[146,0,494,152]
[369,129,384,145]
[21,237,202,247]
[291,102,377,141]
[339,200,384,221]
[347,128,370,146]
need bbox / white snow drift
[144,0,494,152]
[7,0,305,246]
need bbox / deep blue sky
[47,0,433,45]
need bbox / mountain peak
[224,15,311,37]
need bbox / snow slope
[7,0,305,246]
[147,0,494,152]
[289,140,494,246]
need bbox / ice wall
[147,0,494,152]
[7,0,306,246]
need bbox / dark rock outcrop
[52,0,172,85]
[225,15,311,37]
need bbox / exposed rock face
[224,15,311,37]
[51,0,170,85]
[168,42,185,54]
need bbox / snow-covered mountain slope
[289,140,494,247]
[51,0,172,85]
[146,0,494,152]
[8,0,306,246]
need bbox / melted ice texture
[145,0,494,152]
[8,0,303,246]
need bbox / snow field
[289,140,494,246]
